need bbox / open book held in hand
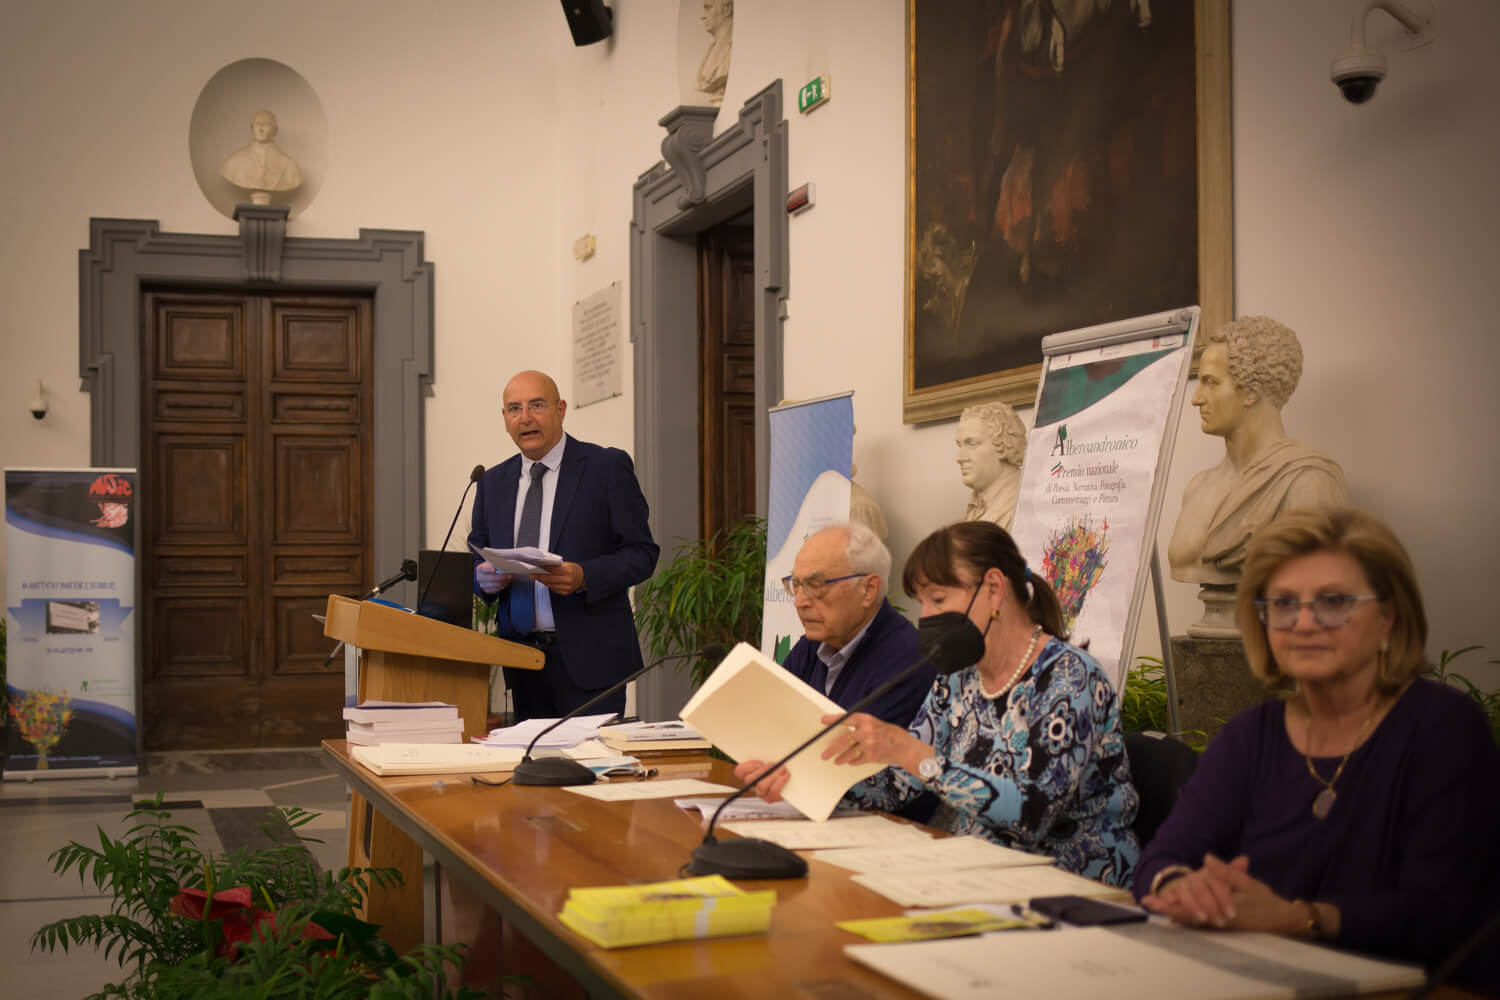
[468,542,563,576]
[679,642,885,820]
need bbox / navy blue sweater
[781,599,931,727]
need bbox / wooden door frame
[79,217,434,758]
[629,81,789,720]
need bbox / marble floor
[0,748,350,1000]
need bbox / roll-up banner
[1010,308,1198,690]
[5,468,138,778]
[762,393,855,661]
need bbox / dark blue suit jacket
[781,599,932,728]
[468,435,659,690]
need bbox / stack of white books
[342,700,463,746]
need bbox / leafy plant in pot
[634,518,767,687]
[32,794,488,999]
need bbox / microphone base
[511,756,598,786]
[684,837,808,880]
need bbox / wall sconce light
[29,378,48,420]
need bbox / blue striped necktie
[508,462,547,634]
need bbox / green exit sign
[798,74,831,114]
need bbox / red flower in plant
[169,885,335,958]
[169,885,255,920]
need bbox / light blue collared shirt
[512,436,566,632]
[815,607,878,696]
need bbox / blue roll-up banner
[5,468,138,778]
[762,393,855,661]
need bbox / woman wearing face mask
[735,520,1139,886]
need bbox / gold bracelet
[1148,864,1192,897]
[1294,898,1325,939]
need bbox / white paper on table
[851,864,1114,908]
[719,815,933,851]
[673,796,862,821]
[679,642,884,820]
[811,835,1054,875]
[469,542,562,575]
[561,778,738,801]
[479,713,617,748]
[845,925,1424,1000]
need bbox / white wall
[2,0,1496,684]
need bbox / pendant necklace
[1303,703,1376,820]
[978,625,1043,700]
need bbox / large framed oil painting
[904,0,1232,422]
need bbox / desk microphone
[416,463,486,614]
[684,627,984,880]
[512,644,729,786]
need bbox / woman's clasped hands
[1141,854,1317,935]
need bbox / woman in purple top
[1135,508,1500,979]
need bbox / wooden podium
[322,595,543,951]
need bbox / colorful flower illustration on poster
[1041,515,1111,634]
[8,687,74,769]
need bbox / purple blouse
[1133,678,1500,969]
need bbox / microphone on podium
[684,626,985,880]
[362,558,419,601]
[416,463,486,613]
[511,644,729,787]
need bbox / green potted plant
[633,518,767,686]
[32,794,487,999]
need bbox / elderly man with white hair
[779,522,931,727]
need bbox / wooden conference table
[322,741,1460,1000]
[324,741,961,998]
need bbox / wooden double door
[140,290,373,750]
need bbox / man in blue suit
[468,370,659,721]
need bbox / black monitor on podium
[416,549,475,627]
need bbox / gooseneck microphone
[684,628,985,880]
[363,558,419,601]
[512,645,729,787]
[416,464,486,614]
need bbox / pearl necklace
[978,625,1043,700]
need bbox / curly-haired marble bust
[1169,316,1348,604]
[956,401,1026,530]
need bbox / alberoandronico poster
[5,468,138,778]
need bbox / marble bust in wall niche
[956,401,1026,531]
[1168,315,1347,632]
[696,0,733,105]
[220,109,303,204]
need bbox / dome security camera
[1331,44,1387,105]
[1330,0,1430,106]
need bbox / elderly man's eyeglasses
[1254,593,1380,630]
[504,399,551,417]
[781,572,867,599]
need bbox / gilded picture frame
[903,0,1232,423]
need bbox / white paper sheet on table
[561,778,738,801]
[719,815,933,851]
[673,796,861,821]
[851,863,1114,907]
[679,642,884,820]
[811,835,1054,874]
[845,925,1424,1000]
[479,713,617,748]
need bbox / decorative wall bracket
[658,106,719,210]
[233,203,290,281]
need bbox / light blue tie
[508,462,547,635]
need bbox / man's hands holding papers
[1140,853,1330,937]
[733,710,934,802]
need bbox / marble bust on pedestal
[956,401,1026,531]
[220,109,303,205]
[1168,315,1347,635]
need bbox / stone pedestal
[1170,634,1274,741]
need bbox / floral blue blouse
[845,637,1139,887]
